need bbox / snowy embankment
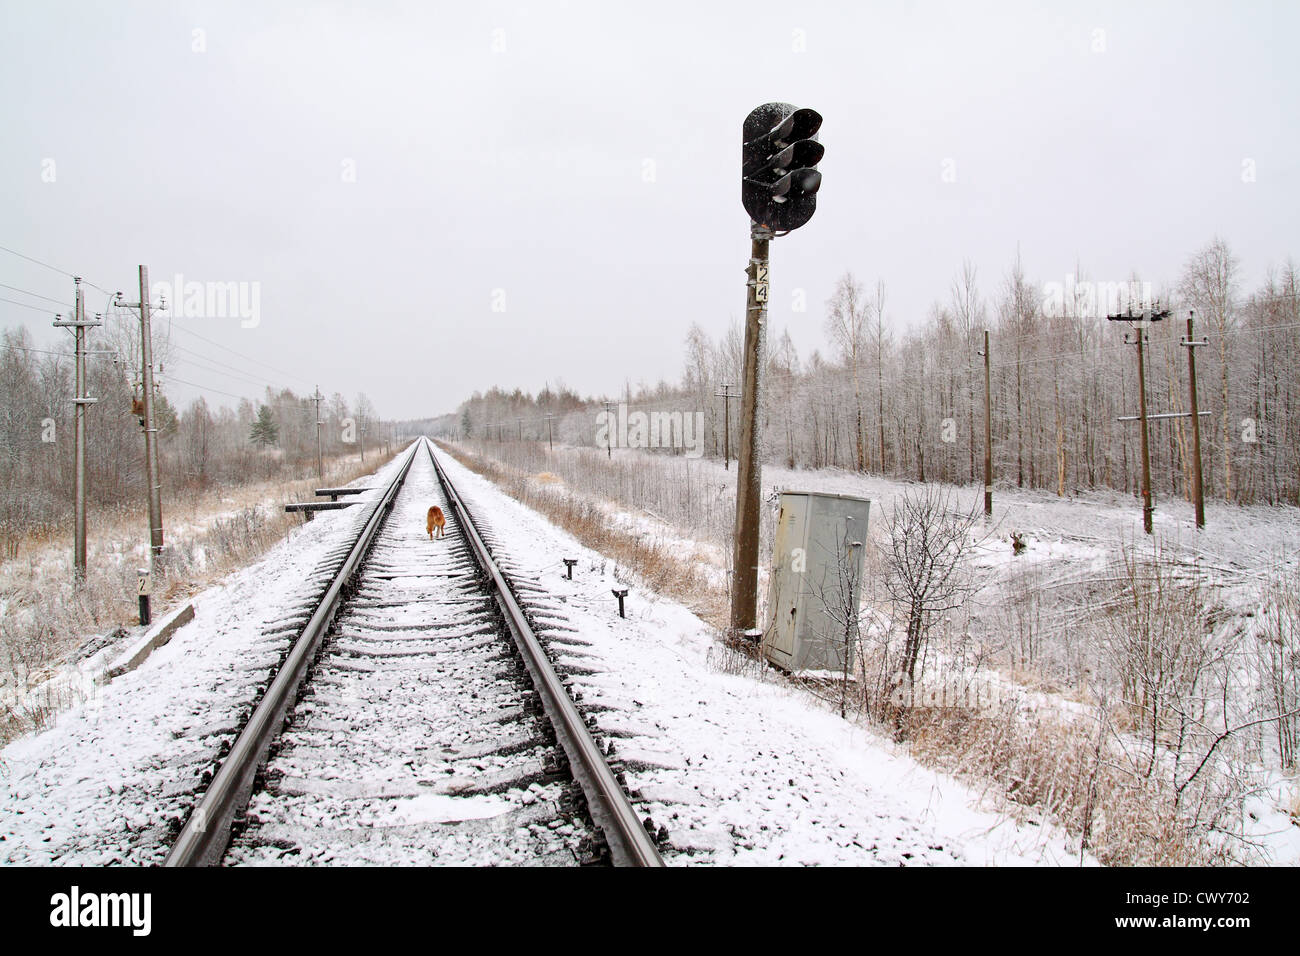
[437,450,1089,865]
[0,453,411,865]
[1,440,1089,866]
[445,440,1300,865]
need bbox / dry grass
[0,449,398,745]
[449,437,1264,866]
[900,703,1227,865]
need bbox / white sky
[2,0,1296,419]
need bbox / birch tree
[825,272,871,472]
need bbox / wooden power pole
[1181,310,1209,529]
[603,401,615,458]
[979,329,992,517]
[729,224,772,636]
[715,382,735,470]
[1109,305,1168,535]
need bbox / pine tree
[249,404,279,446]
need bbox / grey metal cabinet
[763,490,870,672]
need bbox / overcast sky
[2,0,1296,420]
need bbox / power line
[0,243,76,277]
[2,342,71,358]
[0,282,73,307]
[170,342,287,391]
[167,322,316,388]
[0,294,65,314]
[165,374,251,402]
[0,243,113,294]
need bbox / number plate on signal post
[755,263,769,303]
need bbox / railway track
[165,437,663,867]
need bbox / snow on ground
[757,459,1300,609]
[0,438,1093,866]
[438,449,1091,865]
[460,443,1300,863]
[0,453,411,865]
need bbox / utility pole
[518,417,523,442]
[1181,310,1209,529]
[978,330,992,517]
[359,416,366,463]
[312,386,324,480]
[729,224,772,635]
[603,401,615,458]
[1109,304,1168,535]
[545,414,555,452]
[52,278,102,583]
[715,383,735,469]
[118,268,164,560]
[138,266,164,559]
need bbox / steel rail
[165,440,421,866]
[426,440,665,867]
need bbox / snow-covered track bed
[169,439,660,866]
[1,455,417,865]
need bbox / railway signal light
[741,103,824,231]
[731,102,824,639]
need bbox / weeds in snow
[444,437,1300,865]
[0,450,397,745]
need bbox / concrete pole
[73,280,87,580]
[313,387,324,480]
[138,266,164,559]
[52,280,105,583]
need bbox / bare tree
[881,485,984,728]
[1180,238,1239,500]
[1255,569,1300,768]
[999,253,1038,488]
[825,272,871,472]
[870,280,892,473]
[950,261,985,484]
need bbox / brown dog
[426,505,446,539]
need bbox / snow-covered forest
[447,238,1300,509]
[0,309,385,560]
